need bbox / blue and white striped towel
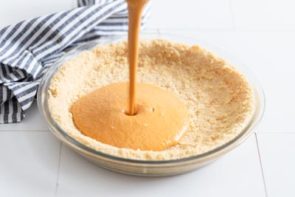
[0,0,150,124]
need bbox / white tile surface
[0,0,76,28]
[0,103,49,131]
[231,0,295,30]
[56,135,265,197]
[0,132,61,197]
[257,133,295,197]
[159,30,295,132]
[145,0,233,30]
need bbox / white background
[0,0,295,196]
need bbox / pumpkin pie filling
[70,82,188,151]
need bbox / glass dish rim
[37,32,265,165]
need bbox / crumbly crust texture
[48,39,255,160]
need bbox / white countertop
[1,0,295,196]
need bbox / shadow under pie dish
[38,33,264,176]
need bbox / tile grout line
[228,0,237,31]
[149,27,295,33]
[0,130,49,132]
[156,28,160,35]
[54,142,63,197]
[255,133,269,197]
[256,131,295,134]
[156,27,237,32]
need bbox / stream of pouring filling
[70,0,189,151]
[126,0,149,115]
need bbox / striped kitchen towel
[0,0,150,123]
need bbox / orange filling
[71,83,188,151]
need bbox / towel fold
[0,0,150,123]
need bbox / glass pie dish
[37,32,264,176]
